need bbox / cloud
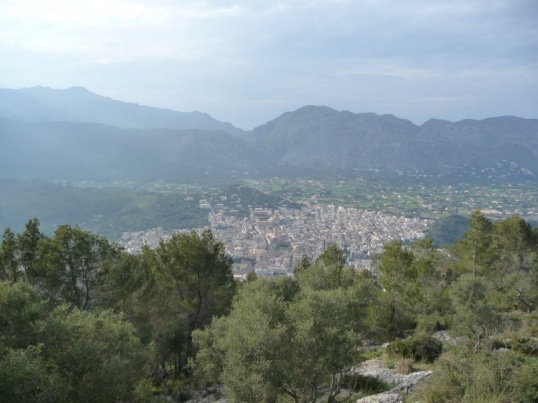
[1,0,246,62]
[3,0,534,65]
[0,0,536,128]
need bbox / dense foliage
[193,211,538,402]
[425,213,468,246]
[0,220,234,401]
[1,211,537,402]
[0,281,151,402]
[193,247,379,402]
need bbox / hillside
[248,106,538,179]
[0,118,266,181]
[0,178,212,237]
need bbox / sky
[1,0,537,129]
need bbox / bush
[491,336,538,356]
[414,348,538,403]
[513,337,538,356]
[388,334,443,363]
[510,356,538,402]
[339,373,390,394]
[415,316,449,333]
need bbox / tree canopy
[1,213,537,402]
[193,246,380,403]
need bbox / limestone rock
[353,359,433,400]
[356,392,403,403]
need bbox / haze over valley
[1,86,537,275]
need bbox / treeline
[0,220,235,402]
[193,212,538,402]
[1,212,538,402]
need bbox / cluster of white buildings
[118,202,432,278]
[210,203,432,278]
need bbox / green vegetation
[425,214,469,246]
[0,281,151,402]
[387,335,443,363]
[0,211,537,402]
[0,221,235,401]
[248,175,538,222]
[193,246,378,402]
[0,179,304,239]
[0,178,209,238]
[414,347,538,402]
[2,174,538,247]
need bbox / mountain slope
[0,118,265,181]
[247,106,538,179]
[0,86,243,136]
[1,86,537,183]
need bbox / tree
[0,344,63,402]
[96,251,158,344]
[498,266,538,313]
[40,225,120,309]
[149,230,235,370]
[486,215,538,313]
[195,277,295,402]
[295,244,355,290]
[375,240,415,294]
[286,287,364,402]
[492,216,537,255]
[35,306,151,403]
[491,215,537,274]
[373,240,417,337]
[0,281,59,401]
[0,281,44,349]
[453,210,494,277]
[315,243,346,268]
[194,252,372,403]
[410,238,454,330]
[16,218,45,286]
[0,228,19,282]
[449,274,502,352]
[0,279,152,402]
[294,253,312,273]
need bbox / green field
[2,173,536,241]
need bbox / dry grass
[395,358,414,374]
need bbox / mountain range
[0,86,242,135]
[1,86,537,183]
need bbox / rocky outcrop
[354,359,433,402]
[389,370,432,394]
[185,385,227,403]
[356,392,403,403]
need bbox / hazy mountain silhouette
[247,106,538,178]
[0,118,265,181]
[0,86,243,136]
[1,88,537,182]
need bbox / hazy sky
[1,0,537,129]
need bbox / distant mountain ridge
[247,106,538,178]
[0,86,243,136]
[0,87,537,183]
[0,118,265,181]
